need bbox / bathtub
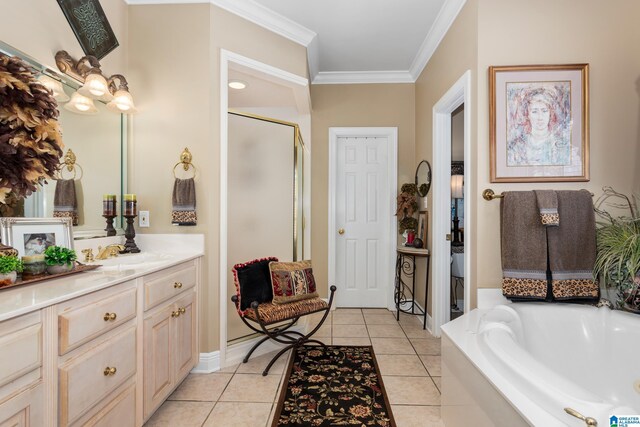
[441,303,640,426]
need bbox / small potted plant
[44,246,77,274]
[593,187,640,312]
[0,255,23,286]
[396,183,419,244]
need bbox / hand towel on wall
[500,191,548,300]
[53,179,78,226]
[534,190,559,226]
[547,190,598,301]
[172,178,197,226]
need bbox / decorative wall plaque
[57,0,119,60]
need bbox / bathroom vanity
[0,236,203,426]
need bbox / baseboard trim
[192,350,221,373]
[397,301,433,335]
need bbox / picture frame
[57,0,119,60]
[489,64,589,182]
[417,210,428,245]
[0,218,74,258]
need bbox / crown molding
[126,0,316,46]
[312,70,414,85]
[409,0,467,81]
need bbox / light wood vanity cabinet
[0,311,44,426]
[0,256,200,427]
[143,262,198,420]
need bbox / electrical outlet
[139,210,150,227]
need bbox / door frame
[328,127,398,310]
[219,49,309,369]
[432,70,472,337]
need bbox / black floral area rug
[272,346,396,426]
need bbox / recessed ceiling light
[228,80,247,90]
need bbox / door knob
[338,228,345,235]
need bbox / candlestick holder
[122,214,141,253]
[103,214,117,237]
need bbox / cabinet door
[143,305,174,420]
[173,292,197,384]
[0,382,43,427]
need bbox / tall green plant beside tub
[593,187,640,310]
[0,255,23,285]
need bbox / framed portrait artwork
[0,218,74,258]
[489,64,589,182]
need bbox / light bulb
[107,89,137,114]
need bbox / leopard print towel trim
[172,210,197,225]
[540,212,559,226]
[502,277,547,299]
[552,279,599,299]
[53,210,78,226]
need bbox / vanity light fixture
[64,92,98,115]
[54,50,136,114]
[37,75,70,102]
[228,79,247,90]
[106,74,137,113]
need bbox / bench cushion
[245,298,328,325]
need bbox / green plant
[396,183,419,234]
[44,246,77,267]
[593,187,640,308]
[0,255,23,274]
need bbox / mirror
[415,160,432,197]
[0,41,127,239]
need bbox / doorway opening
[450,104,465,321]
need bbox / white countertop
[0,234,204,322]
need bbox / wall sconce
[54,50,136,114]
[64,92,98,115]
[37,75,70,103]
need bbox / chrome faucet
[96,244,125,260]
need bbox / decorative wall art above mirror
[0,40,128,240]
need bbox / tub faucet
[96,244,125,260]
[564,407,597,426]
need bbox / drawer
[144,261,196,311]
[58,283,137,355]
[0,311,42,390]
[59,326,136,426]
[72,383,135,427]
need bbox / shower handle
[564,408,597,426]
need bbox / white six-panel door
[329,128,397,308]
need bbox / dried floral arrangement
[0,53,63,205]
[396,183,418,234]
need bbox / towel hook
[173,147,197,179]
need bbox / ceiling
[127,0,466,84]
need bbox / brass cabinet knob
[103,312,117,322]
[171,310,181,318]
[174,282,183,289]
[338,228,345,235]
[178,307,186,315]
[103,366,117,376]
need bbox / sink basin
[92,252,175,271]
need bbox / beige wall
[310,84,416,296]
[414,0,479,310]
[128,4,308,353]
[0,0,128,79]
[475,0,640,289]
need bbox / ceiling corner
[409,0,467,81]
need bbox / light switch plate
[139,210,150,227]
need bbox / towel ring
[57,149,83,180]
[173,147,197,179]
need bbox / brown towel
[500,191,548,300]
[172,178,197,225]
[53,179,78,226]
[547,190,599,300]
[534,190,559,226]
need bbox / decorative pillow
[232,257,278,314]
[269,260,318,304]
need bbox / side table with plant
[0,255,23,286]
[44,246,77,274]
[593,187,640,312]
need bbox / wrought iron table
[394,247,430,329]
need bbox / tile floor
[145,308,443,427]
